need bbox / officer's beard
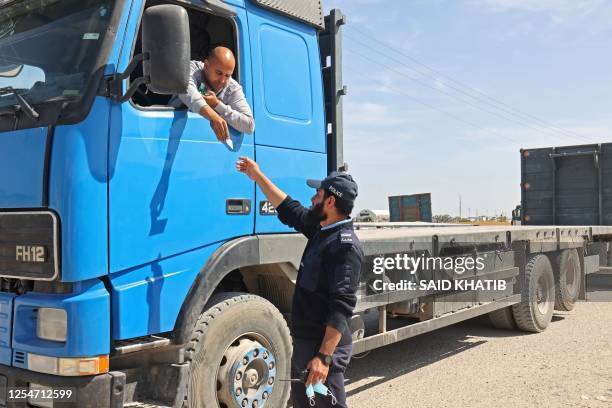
[308,201,327,224]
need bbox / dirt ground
[343,274,612,408]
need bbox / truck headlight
[37,308,67,342]
[27,353,109,376]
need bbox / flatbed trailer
[342,224,610,354]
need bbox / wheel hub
[535,276,550,315]
[217,338,276,408]
[566,261,578,293]
[245,369,259,387]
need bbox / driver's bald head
[207,46,235,67]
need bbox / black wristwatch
[316,352,333,366]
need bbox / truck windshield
[0,0,117,109]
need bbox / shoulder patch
[340,232,353,244]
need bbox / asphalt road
[343,273,612,408]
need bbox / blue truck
[1,0,611,407]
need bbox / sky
[323,0,612,217]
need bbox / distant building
[468,216,491,222]
[356,209,390,222]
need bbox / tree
[433,214,454,223]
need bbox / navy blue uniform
[276,196,364,408]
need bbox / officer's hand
[305,356,329,386]
[236,156,261,180]
[208,110,230,141]
[203,92,220,109]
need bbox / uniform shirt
[168,60,255,134]
[276,196,364,346]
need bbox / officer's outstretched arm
[236,156,287,207]
[237,156,319,238]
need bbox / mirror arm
[116,76,150,103]
[99,53,150,102]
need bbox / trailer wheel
[183,292,292,408]
[553,249,581,311]
[488,306,517,330]
[512,254,555,333]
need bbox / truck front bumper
[0,364,123,408]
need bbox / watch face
[318,353,332,365]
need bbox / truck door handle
[226,199,251,215]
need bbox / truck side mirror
[142,5,191,94]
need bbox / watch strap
[316,352,333,366]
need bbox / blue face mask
[306,384,315,406]
[305,381,337,406]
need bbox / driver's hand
[207,109,230,141]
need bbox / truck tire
[183,292,292,408]
[488,306,517,330]
[512,254,555,333]
[553,249,581,311]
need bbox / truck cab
[0,1,344,406]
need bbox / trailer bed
[345,223,611,354]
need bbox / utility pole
[459,194,462,219]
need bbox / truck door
[245,2,328,234]
[108,2,254,272]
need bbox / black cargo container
[521,143,612,225]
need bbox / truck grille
[13,351,25,366]
[0,212,59,281]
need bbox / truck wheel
[553,249,581,311]
[183,292,292,408]
[512,254,555,333]
[488,306,517,330]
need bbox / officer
[236,156,364,408]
